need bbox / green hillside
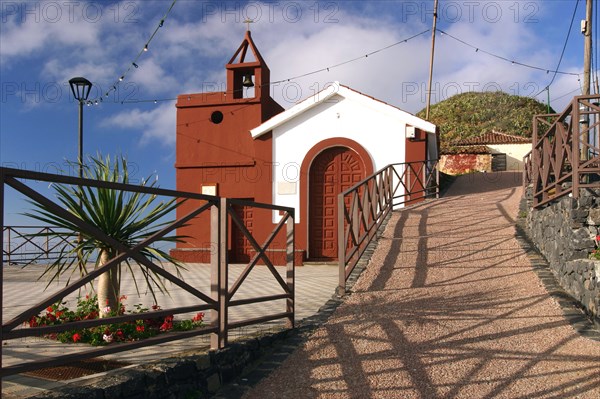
[416,91,553,147]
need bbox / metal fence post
[422,161,427,199]
[219,198,228,348]
[210,201,219,350]
[44,227,49,259]
[1,169,5,387]
[573,97,581,198]
[352,195,359,248]
[337,193,345,296]
[286,211,295,328]
[435,162,440,199]
[210,198,228,350]
[5,227,10,265]
[406,164,411,203]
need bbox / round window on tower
[210,111,224,124]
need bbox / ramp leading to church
[242,172,600,399]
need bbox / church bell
[242,73,254,88]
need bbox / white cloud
[42,59,117,87]
[101,102,176,145]
[99,0,573,145]
[0,4,100,62]
[124,58,179,94]
[3,0,581,146]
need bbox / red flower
[160,315,174,331]
[192,312,204,322]
[72,333,81,343]
[46,306,53,312]
[55,311,63,318]
[28,316,38,328]
[136,325,145,332]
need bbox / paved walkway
[242,172,600,399]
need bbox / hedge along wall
[525,187,600,326]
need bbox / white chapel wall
[270,94,408,223]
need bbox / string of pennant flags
[85,0,178,105]
[106,29,433,105]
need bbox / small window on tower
[211,111,223,124]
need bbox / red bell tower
[226,31,270,101]
[172,31,284,263]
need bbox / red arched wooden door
[309,147,366,260]
[231,201,254,263]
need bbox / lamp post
[68,77,92,266]
[68,77,93,178]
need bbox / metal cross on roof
[243,19,254,31]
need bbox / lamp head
[69,77,93,102]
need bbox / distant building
[439,131,531,175]
[171,31,437,264]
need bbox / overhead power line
[535,0,580,97]
[119,29,431,104]
[437,28,581,77]
[98,23,585,107]
[269,29,431,85]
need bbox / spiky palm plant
[25,154,184,318]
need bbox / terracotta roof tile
[455,131,531,145]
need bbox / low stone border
[516,198,600,341]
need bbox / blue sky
[0,0,596,224]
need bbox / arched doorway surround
[300,138,374,260]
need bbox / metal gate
[492,153,507,171]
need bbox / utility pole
[425,0,439,120]
[583,0,592,97]
[581,0,592,160]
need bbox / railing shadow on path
[243,286,600,399]
[365,172,523,293]
[236,169,600,399]
[242,170,600,399]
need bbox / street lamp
[68,77,92,179]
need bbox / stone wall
[439,154,491,175]
[27,329,293,399]
[526,187,600,324]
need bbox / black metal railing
[1,167,294,379]
[523,95,600,208]
[337,160,439,294]
[3,226,76,265]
